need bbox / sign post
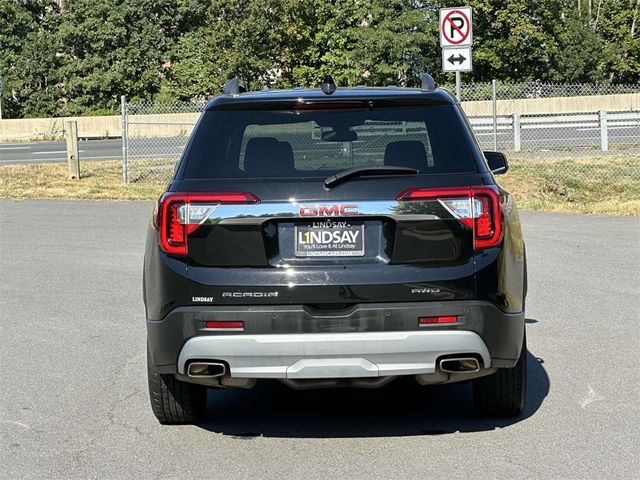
[65,120,81,180]
[439,7,473,101]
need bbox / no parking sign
[439,7,473,48]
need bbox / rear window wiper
[324,165,419,189]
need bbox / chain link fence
[122,100,206,183]
[457,81,640,101]
[457,81,640,188]
[122,81,640,184]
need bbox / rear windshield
[183,105,478,179]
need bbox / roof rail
[421,73,437,92]
[223,77,247,95]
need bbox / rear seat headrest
[244,137,294,176]
[383,140,427,172]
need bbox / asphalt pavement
[0,139,187,164]
[0,200,639,479]
[0,139,124,164]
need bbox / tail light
[157,192,260,256]
[396,186,503,250]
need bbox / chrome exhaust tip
[186,362,226,378]
[439,357,480,374]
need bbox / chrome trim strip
[178,199,446,225]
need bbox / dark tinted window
[183,105,477,179]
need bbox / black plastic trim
[147,300,524,374]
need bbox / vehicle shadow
[196,323,548,438]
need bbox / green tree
[317,0,436,87]
[455,0,563,81]
[13,25,65,117]
[2,0,640,118]
[168,0,317,97]
[596,0,640,83]
[0,0,57,118]
[166,29,219,101]
[56,0,179,114]
[168,0,436,97]
[549,13,606,82]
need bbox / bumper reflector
[419,316,458,325]
[205,321,245,330]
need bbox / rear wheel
[473,330,527,417]
[147,347,207,424]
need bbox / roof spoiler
[222,73,436,95]
[223,77,247,95]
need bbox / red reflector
[419,316,458,325]
[475,196,492,238]
[472,188,503,250]
[205,321,244,330]
[168,202,184,245]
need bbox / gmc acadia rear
[143,74,528,424]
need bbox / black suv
[144,74,527,424]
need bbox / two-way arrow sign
[447,53,467,65]
[442,46,472,72]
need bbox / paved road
[0,138,188,164]
[0,139,123,164]
[1,201,639,479]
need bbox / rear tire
[147,347,207,424]
[473,330,527,417]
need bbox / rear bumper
[147,300,525,375]
[178,330,490,378]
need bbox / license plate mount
[294,222,365,257]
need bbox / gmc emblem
[299,204,359,216]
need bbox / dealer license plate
[294,221,365,257]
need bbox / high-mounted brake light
[294,101,367,110]
[158,192,260,256]
[396,186,503,250]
